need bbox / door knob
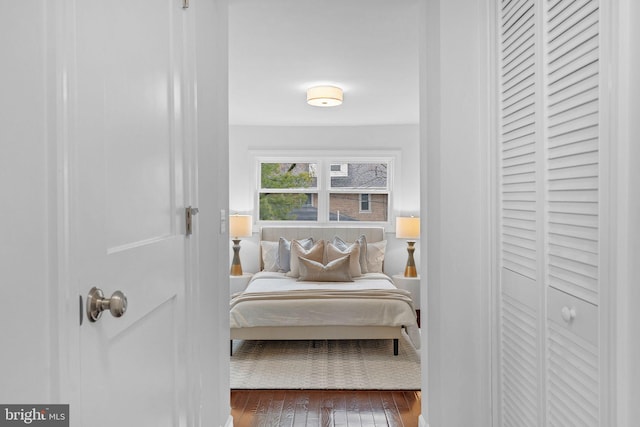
[87,287,128,322]
[561,306,576,323]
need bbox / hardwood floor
[231,390,421,427]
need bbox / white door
[496,0,605,425]
[71,0,190,425]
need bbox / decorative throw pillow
[260,241,279,272]
[367,240,387,273]
[286,240,325,278]
[327,241,361,277]
[298,255,353,282]
[277,237,313,272]
[332,235,368,274]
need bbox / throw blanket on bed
[231,288,415,309]
[230,272,421,348]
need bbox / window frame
[257,161,319,222]
[255,155,394,225]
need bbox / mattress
[230,271,420,348]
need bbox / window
[329,162,388,222]
[330,163,348,177]
[259,162,318,221]
[360,194,371,212]
[258,159,391,223]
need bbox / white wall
[421,0,491,425]
[229,124,421,275]
[0,0,53,403]
[194,0,231,426]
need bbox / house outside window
[330,163,348,177]
[258,159,390,223]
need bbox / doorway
[226,0,423,396]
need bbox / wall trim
[486,0,500,422]
[600,0,617,425]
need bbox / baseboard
[419,415,428,427]
[222,414,233,427]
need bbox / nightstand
[392,274,421,327]
[230,273,253,299]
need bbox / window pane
[360,194,371,212]
[330,163,388,189]
[259,193,317,221]
[329,193,388,221]
[260,162,317,189]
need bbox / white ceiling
[228,0,420,126]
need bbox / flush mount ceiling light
[307,85,343,107]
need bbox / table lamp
[396,216,420,277]
[229,214,252,276]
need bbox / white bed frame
[230,226,405,355]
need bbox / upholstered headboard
[260,226,385,244]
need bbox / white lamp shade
[307,85,343,107]
[396,216,420,239]
[229,215,252,238]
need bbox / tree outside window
[259,163,316,221]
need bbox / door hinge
[186,206,199,236]
[183,0,189,9]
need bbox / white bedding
[230,271,420,348]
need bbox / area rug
[230,336,421,390]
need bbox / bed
[229,226,420,356]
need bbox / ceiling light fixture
[307,85,343,107]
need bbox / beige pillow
[367,240,387,273]
[298,255,353,282]
[327,241,361,277]
[286,240,325,278]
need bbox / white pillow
[367,240,387,273]
[260,241,279,272]
[326,241,361,277]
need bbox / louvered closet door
[499,0,603,426]
[498,0,540,425]
[545,0,600,425]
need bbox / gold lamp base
[403,241,417,277]
[230,239,243,276]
